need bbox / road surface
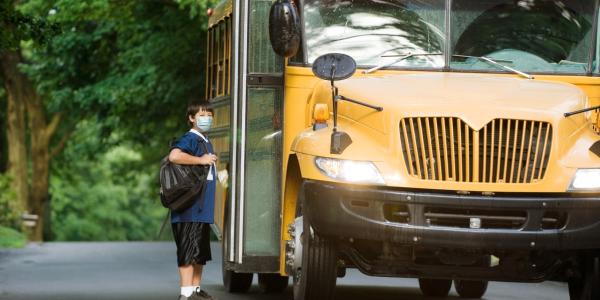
[0,242,568,300]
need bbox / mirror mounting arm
[330,89,383,133]
[332,87,339,132]
[565,105,600,118]
[336,95,384,112]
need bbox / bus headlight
[315,157,384,184]
[569,169,600,191]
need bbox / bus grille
[399,118,552,183]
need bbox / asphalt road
[0,242,568,300]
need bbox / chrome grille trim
[400,118,552,183]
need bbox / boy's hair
[187,101,214,127]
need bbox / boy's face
[189,109,214,126]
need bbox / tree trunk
[25,91,57,242]
[1,51,60,241]
[1,52,30,230]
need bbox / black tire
[222,196,253,294]
[418,278,452,297]
[223,268,253,293]
[454,280,488,299]
[568,255,600,300]
[292,214,338,300]
[258,273,289,293]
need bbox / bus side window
[206,17,232,100]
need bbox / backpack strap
[156,210,170,240]
[194,136,211,213]
[191,133,210,155]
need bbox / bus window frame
[588,0,599,76]
[290,0,600,77]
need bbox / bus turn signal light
[313,103,329,130]
[313,103,330,123]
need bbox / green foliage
[176,0,214,19]
[2,0,219,241]
[0,173,19,228]
[0,225,26,248]
[0,0,60,52]
[50,121,166,241]
[0,87,6,172]
[20,0,213,161]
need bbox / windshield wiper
[363,52,443,74]
[362,53,534,79]
[453,55,534,80]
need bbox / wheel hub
[285,216,303,276]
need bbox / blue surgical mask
[196,116,213,132]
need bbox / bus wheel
[258,273,289,293]
[418,278,452,297]
[221,204,253,293]
[453,279,488,299]
[292,215,337,300]
[223,268,253,293]
[568,255,600,300]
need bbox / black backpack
[159,141,210,213]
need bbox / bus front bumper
[302,180,600,251]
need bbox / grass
[0,225,26,248]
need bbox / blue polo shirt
[170,129,216,224]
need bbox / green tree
[2,0,214,240]
[0,86,7,173]
[1,0,61,240]
[50,122,165,241]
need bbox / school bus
[205,0,600,299]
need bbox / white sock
[194,286,201,293]
[181,286,194,297]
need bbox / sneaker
[192,289,216,300]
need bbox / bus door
[228,0,285,272]
[205,2,233,241]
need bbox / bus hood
[330,72,587,132]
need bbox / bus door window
[242,0,284,257]
[243,89,282,256]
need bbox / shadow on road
[0,242,567,300]
[205,284,461,300]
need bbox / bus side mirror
[269,0,300,58]
[312,53,357,82]
[312,53,358,154]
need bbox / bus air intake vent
[423,207,527,229]
[399,118,552,183]
[383,203,410,223]
[541,211,567,230]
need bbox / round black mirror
[312,53,357,81]
[269,0,300,58]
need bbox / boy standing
[168,102,217,300]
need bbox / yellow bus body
[205,0,600,278]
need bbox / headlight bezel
[314,156,385,185]
[568,168,600,192]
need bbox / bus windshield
[302,0,598,75]
[451,0,596,75]
[303,0,446,69]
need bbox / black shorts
[171,222,212,266]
